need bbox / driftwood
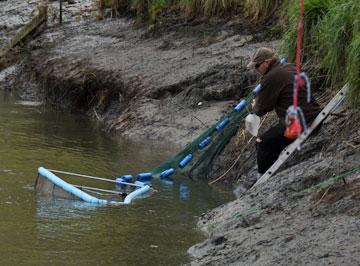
[0,6,47,71]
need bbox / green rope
[297,166,360,196]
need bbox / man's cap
[247,47,277,69]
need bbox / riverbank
[2,1,273,147]
[188,104,360,265]
[1,1,359,265]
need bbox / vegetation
[281,0,360,105]
[97,0,288,22]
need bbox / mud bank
[1,0,278,147]
[188,104,360,265]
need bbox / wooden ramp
[252,84,348,189]
[0,6,47,71]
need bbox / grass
[244,0,284,23]
[317,1,358,89]
[281,0,331,63]
[281,0,360,105]
[346,34,360,104]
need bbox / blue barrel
[215,117,230,131]
[234,99,247,112]
[137,172,152,181]
[115,176,130,189]
[121,175,133,183]
[160,168,175,178]
[253,84,261,93]
[280,58,287,64]
[179,154,193,168]
[198,136,212,149]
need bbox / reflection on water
[0,91,234,265]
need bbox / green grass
[281,0,360,105]
[346,34,360,104]
[317,1,358,88]
[281,0,331,63]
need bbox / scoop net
[150,85,260,179]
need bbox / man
[247,47,320,176]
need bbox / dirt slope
[188,103,360,265]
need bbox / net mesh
[35,174,77,200]
[150,89,257,178]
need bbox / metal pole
[59,0,63,24]
[72,185,127,196]
[48,169,143,187]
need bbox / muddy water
[0,91,233,265]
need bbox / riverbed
[0,91,234,265]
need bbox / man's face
[255,59,270,75]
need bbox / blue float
[115,175,133,189]
[253,84,261,93]
[198,136,212,149]
[160,168,175,178]
[179,154,193,168]
[234,99,247,112]
[121,175,133,182]
[137,172,152,181]
[215,117,230,131]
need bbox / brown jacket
[254,62,320,125]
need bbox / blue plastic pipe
[38,167,108,205]
[179,154,193,168]
[38,167,150,205]
[124,185,150,204]
[198,136,212,149]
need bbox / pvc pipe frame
[38,167,150,205]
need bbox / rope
[294,0,304,108]
[208,114,270,185]
[208,136,254,185]
[284,0,310,140]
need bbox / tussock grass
[244,0,283,23]
[179,0,241,18]
[317,1,358,88]
[281,0,331,63]
[281,0,360,105]
[179,0,202,18]
[346,34,360,104]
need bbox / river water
[0,91,233,265]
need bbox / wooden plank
[252,84,349,189]
[0,6,47,70]
[8,6,47,49]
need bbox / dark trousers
[256,123,294,174]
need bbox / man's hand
[251,99,256,109]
